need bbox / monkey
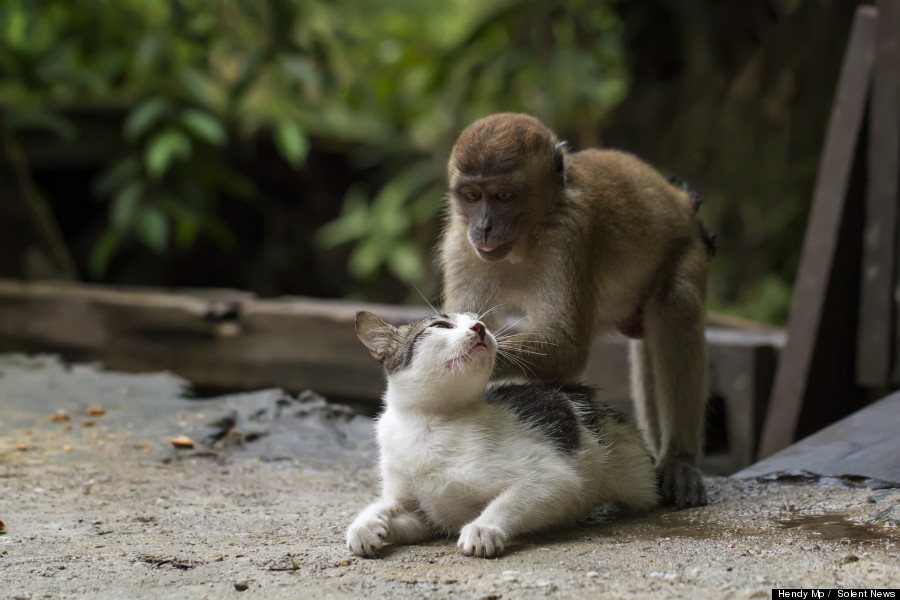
[438,113,714,508]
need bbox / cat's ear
[355,311,397,361]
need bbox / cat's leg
[346,498,430,557]
[599,421,659,513]
[457,483,578,558]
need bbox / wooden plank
[0,279,782,475]
[758,7,877,459]
[735,390,900,484]
[0,279,430,400]
[708,331,780,468]
[858,0,900,388]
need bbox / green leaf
[135,205,170,253]
[88,229,123,279]
[145,128,192,179]
[111,182,142,229]
[124,97,171,141]
[178,68,210,106]
[387,242,425,282]
[410,183,445,222]
[274,121,309,169]
[370,178,411,237]
[349,237,385,279]
[5,109,77,141]
[314,186,370,248]
[181,109,227,146]
[175,218,199,249]
[278,55,316,83]
[93,156,141,198]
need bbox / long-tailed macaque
[439,113,714,508]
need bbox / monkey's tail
[666,176,717,258]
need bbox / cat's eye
[429,321,454,329]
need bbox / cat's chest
[377,410,497,480]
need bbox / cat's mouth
[445,340,492,370]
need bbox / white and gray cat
[346,311,657,558]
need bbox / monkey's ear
[554,141,568,173]
[355,311,396,361]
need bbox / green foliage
[1,0,628,286]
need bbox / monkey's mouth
[474,241,514,262]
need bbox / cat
[346,310,658,558]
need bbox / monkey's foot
[656,459,707,508]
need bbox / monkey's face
[447,112,566,262]
[451,178,527,262]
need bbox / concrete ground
[1,355,897,599]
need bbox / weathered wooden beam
[0,279,429,400]
[736,390,900,484]
[0,279,783,473]
[858,0,900,388]
[758,6,877,459]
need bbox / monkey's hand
[656,459,707,508]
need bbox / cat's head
[355,311,497,396]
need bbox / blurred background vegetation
[0,0,866,325]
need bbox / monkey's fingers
[656,460,708,508]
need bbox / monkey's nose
[470,322,486,341]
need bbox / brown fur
[439,113,711,507]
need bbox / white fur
[346,313,657,558]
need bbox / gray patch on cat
[485,383,627,455]
[564,384,627,445]
[485,383,582,454]
[380,314,454,376]
[381,319,430,375]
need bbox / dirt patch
[1,355,898,599]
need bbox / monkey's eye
[429,321,454,329]
[462,190,481,202]
[495,191,512,202]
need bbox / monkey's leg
[644,258,709,508]
[629,339,661,458]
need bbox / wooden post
[758,6,877,459]
[858,0,900,389]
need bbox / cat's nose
[470,322,486,341]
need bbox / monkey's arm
[490,277,595,382]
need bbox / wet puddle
[776,513,900,544]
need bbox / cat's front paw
[457,523,507,558]
[346,515,389,558]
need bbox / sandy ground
[1,355,898,599]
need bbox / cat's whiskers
[501,347,547,358]
[413,284,443,317]
[477,304,507,322]
[495,347,538,377]
[495,332,558,347]
[494,316,527,338]
[496,334,553,358]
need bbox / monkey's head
[447,113,566,262]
